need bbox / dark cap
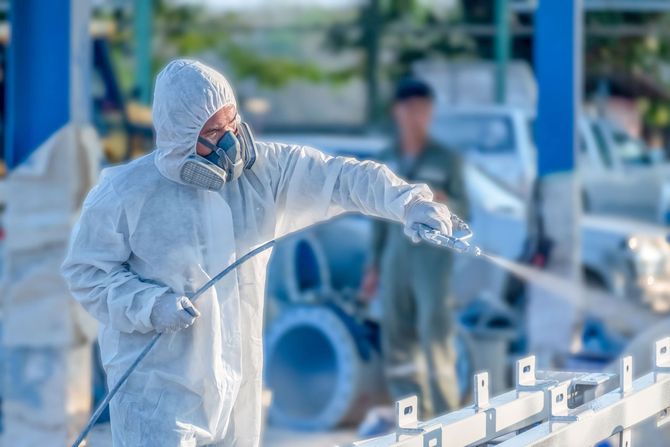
[394,78,434,103]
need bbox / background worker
[362,78,469,418]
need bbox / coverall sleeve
[272,144,433,236]
[62,181,170,334]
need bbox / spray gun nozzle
[417,222,482,257]
[451,238,482,256]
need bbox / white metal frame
[346,338,670,447]
[499,338,670,446]
[347,356,616,447]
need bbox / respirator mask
[180,120,257,191]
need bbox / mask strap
[238,122,257,169]
[197,136,218,153]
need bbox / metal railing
[346,337,670,447]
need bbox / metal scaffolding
[347,337,670,447]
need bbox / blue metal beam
[587,0,670,10]
[512,0,670,12]
[534,0,583,176]
[6,0,71,169]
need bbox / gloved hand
[150,293,201,333]
[403,199,453,243]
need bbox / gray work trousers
[379,242,460,418]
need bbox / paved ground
[87,423,357,446]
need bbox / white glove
[150,293,200,333]
[403,199,453,243]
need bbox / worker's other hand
[150,293,201,333]
[360,266,379,303]
[403,199,453,243]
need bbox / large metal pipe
[313,216,372,293]
[264,305,386,430]
[266,233,331,304]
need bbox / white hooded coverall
[62,59,433,446]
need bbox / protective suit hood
[152,59,237,186]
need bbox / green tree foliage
[327,0,474,80]
[152,0,350,89]
[585,11,670,130]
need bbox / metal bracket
[516,356,552,392]
[396,396,424,439]
[516,356,537,389]
[474,372,490,410]
[422,424,442,447]
[550,384,568,417]
[655,337,670,378]
[657,407,670,428]
[549,383,578,422]
[620,356,633,395]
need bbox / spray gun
[418,214,482,256]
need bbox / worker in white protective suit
[62,59,455,447]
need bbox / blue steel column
[534,0,583,177]
[4,1,95,443]
[6,1,72,169]
[530,0,584,365]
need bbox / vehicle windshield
[437,114,516,154]
[610,129,650,166]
